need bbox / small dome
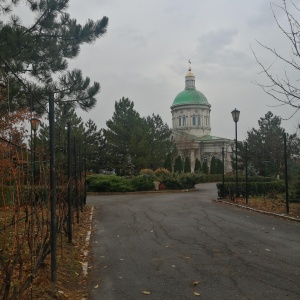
[185,71,195,77]
[172,89,208,106]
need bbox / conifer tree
[103,97,174,174]
[164,153,173,172]
[194,158,201,173]
[210,157,217,174]
[202,161,209,174]
[184,156,191,173]
[216,158,224,174]
[0,0,109,112]
[174,155,183,173]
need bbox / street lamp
[31,117,40,184]
[231,108,240,198]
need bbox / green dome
[172,89,209,107]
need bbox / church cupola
[185,61,195,90]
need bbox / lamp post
[31,117,40,185]
[231,108,240,198]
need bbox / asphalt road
[87,183,300,300]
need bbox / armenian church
[171,63,233,173]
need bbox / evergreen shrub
[130,175,154,191]
[86,175,134,192]
[216,181,285,197]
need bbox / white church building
[171,64,233,173]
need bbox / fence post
[284,133,289,214]
[49,92,57,282]
[67,122,72,243]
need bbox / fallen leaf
[192,281,200,286]
[142,291,151,295]
[94,284,99,289]
[265,249,270,252]
[103,266,108,269]
[194,291,201,296]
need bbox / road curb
[81,206,94,277]
[87,188,197,196]
[213,199,300,222]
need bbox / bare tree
[253,0,300,119]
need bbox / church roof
[172,89,209,107]
[171,64,209,107]
[172,129,232,143]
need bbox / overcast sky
[65,0,300,140]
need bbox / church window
[197,115,201,126]
[205,115,209,126]
[192,115,196,126]
[183,116,186,126]
[179,116,182,127]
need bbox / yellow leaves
[142,291,151,295]
[94,284,99,289]
[192,280,200,296]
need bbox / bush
[160,177,182,190]
[154,168,171,176]
[139,169,155,178]
[177,173,198,189]
[216,180,285,197]
[129,175,154,191]
[86,175,134,192]
[159,173,202,190]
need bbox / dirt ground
[22,206,93,300]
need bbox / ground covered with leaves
[21,205,93,300]
[225,196,300,220]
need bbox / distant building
[171,64,233,173]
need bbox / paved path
[87,183,300,300]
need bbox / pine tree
[174,155,183,173]
[210,157,217,174]
[202,161,209,174]
[84,119,107,173]
[184,157,191,173]
[216,159,224,174]
[0,0,109,113]
[164,153,173,172]
[194,158,201,173]
[103,97,174,174]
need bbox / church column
[191,147,195,172]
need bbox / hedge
[86,173,204,192]
[216,181,285,197]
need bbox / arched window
[197,115,201,126]
[179,116,182,127]
[182,115,186,126]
